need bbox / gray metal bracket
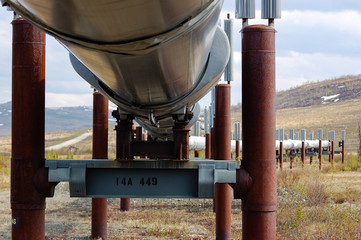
[46,159,240,198]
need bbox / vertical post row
[215,84,232,239]
[11,18,46,240]
[242,25,276,240]
[92,92,108,239]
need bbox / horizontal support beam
[46,159,240,198]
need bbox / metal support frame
[205,133,211,159]
[319,140,322,170]
[301,142,305,167]
[279,141,283,169]
[91,92,108,239]
[215,84,232,239]
[11,18,50,240]
[242,25,277,240]
[47,159,240,198]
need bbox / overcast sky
[1,1,361,107]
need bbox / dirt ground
[0,182,243,239]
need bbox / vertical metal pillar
[331,141,334,167]
[328,140,331,163]
[135,126,142,141]
[11,18,46,240]
[205,133,211,159]
[211,127,215,159]
[242,25,276,240]
[92,92,108,239]
[301,142,305,167]
[319,140,322,170]
[290,150,294,169]
[342,140,345,164]
[236,140,240,160]
[310,148,313,164]
[279,141,283,170]
[215,84,232,239]
[173,121,190,160]
[115,119,133,211]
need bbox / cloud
[45,93,93,108]
[276,51,361,90]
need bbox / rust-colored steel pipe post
[331,141,334,167]
[301,142,305,167]
[236,140,240,161]
[319,140,322,170]
[135,126,142,141]
[310,148,313,165]
[115,119,133,211]
[342,140,345,164]
[92,92,108,239]
[290,150,294,169]
[11,18,46,240]
[173,121,190,160]
[242,25,277,240]
[205,133,211,159]
[328,140,331,163]
[279,142,283,170]
[194,150,199,158]
[214,84,232,239]
[211,127,215,159]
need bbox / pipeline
[189,136,331,152]
[4,0,230,139]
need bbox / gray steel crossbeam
[46,159,240,198]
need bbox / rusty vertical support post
[342,140,345,164]
[236,140,240,160]
[210,127,216,213]
[211,127,215,159]
[173,121,190,160]
[331,141,334,167]
[92,92,108,239]
[290,150,294,169]
[214,84,232,239]
[310,148,313,165]
[242,25,276,240]
[115,119,133,160]
[328,140,331,163]
[205,133,211,159]
[135,126,142,141]
[279,142,283,170]
[115,119,133,211]
[301,141,305,167]
[11,18,46,240]
[319,140,322,170]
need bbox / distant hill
[0,102,116,136]
[276,75,361,109]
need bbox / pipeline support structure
[241,25,277,240]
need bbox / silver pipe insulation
[189,136,331,152]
